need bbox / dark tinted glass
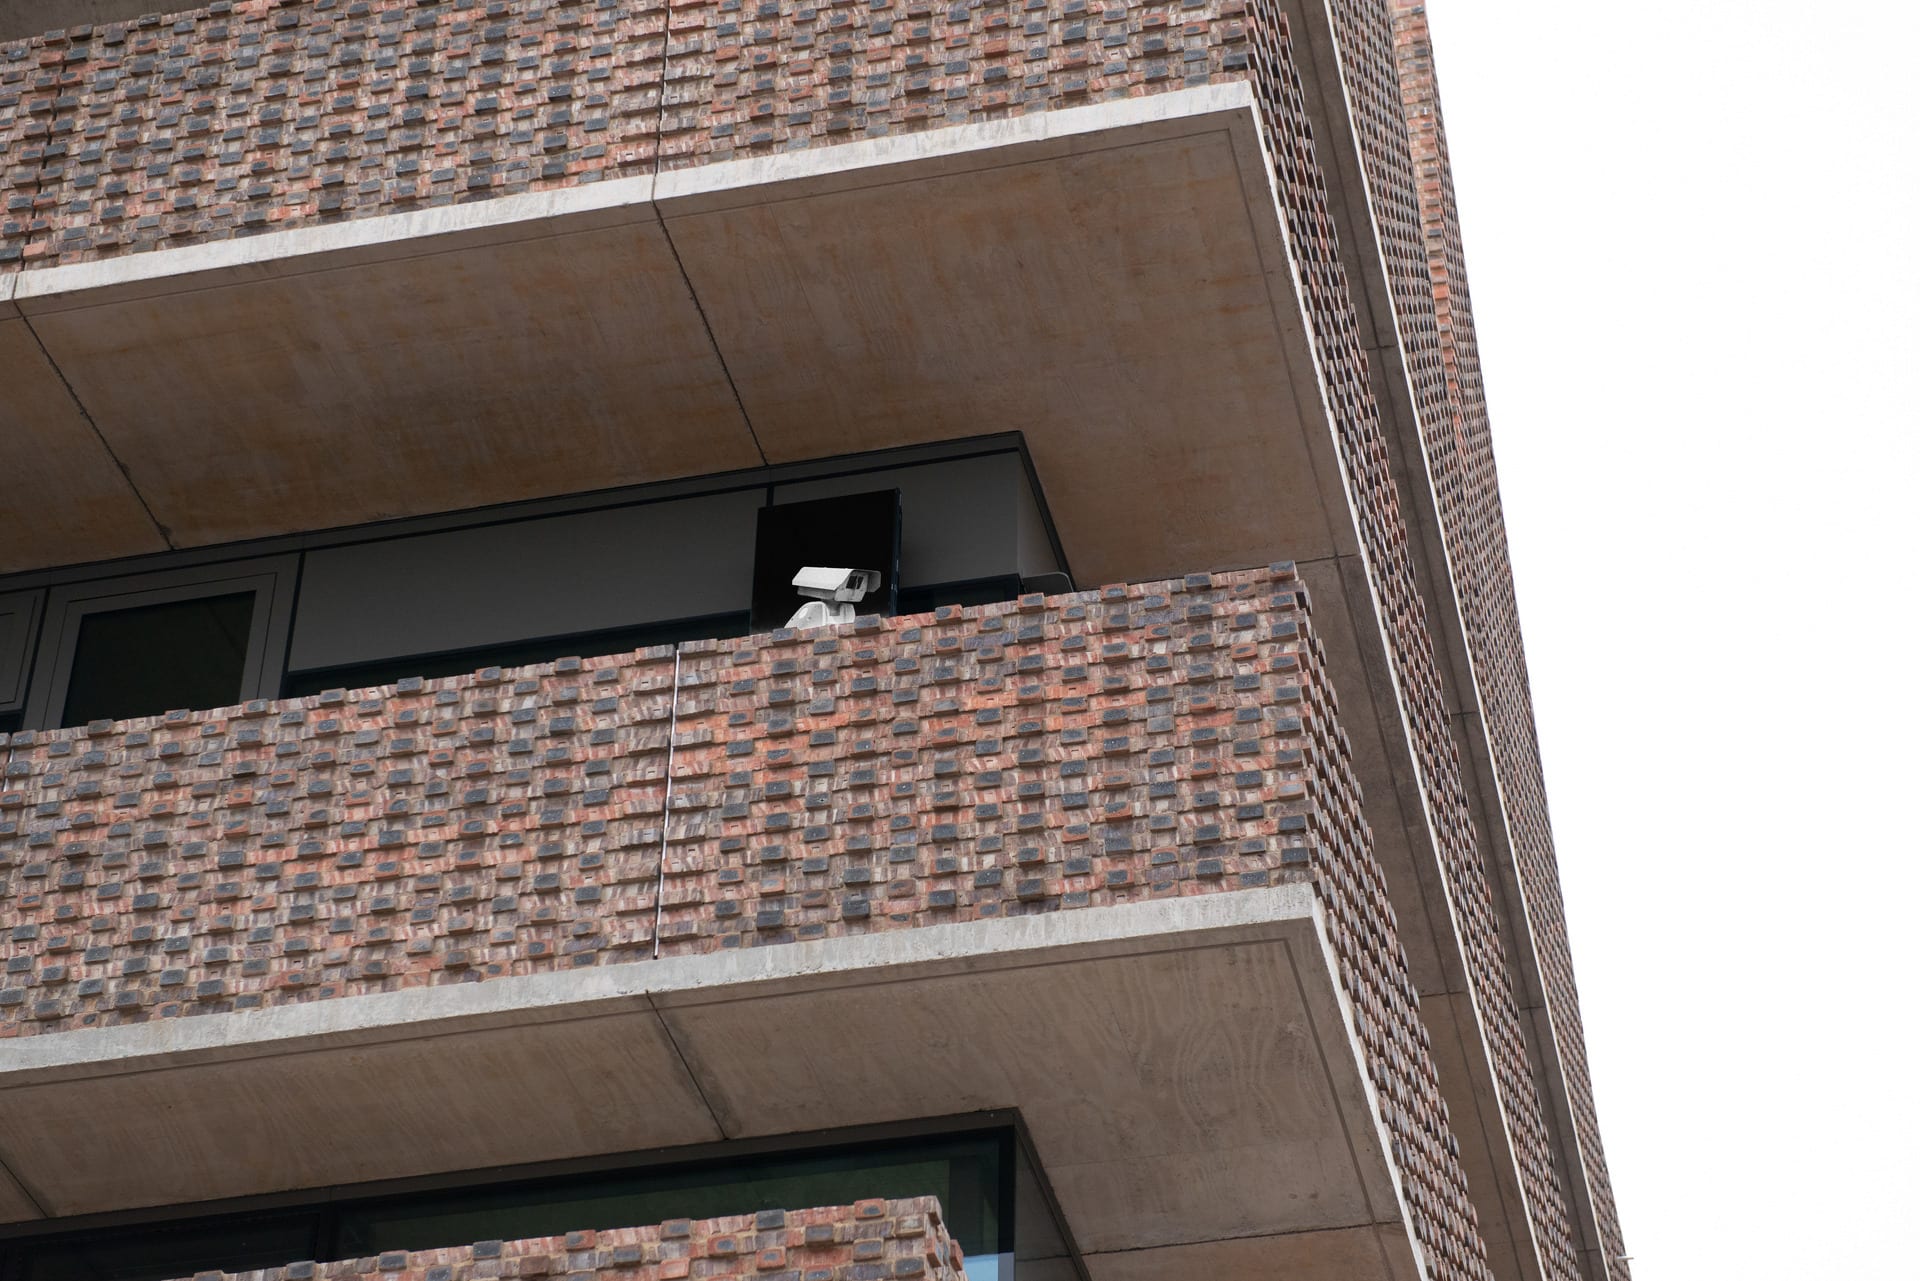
[14,1212,314,1281]
[333,1134,1001,1261]
[750,490,902,631]
[896,576,1024,616]
[61,593,254,727]
[7,1130,1021,1281]
[280,612,751,699]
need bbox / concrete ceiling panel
[662,125,1347,586]
[1084,1223,1415,1281]
[0,1008,720,1219]
[655,926,1377,1255]
[0,317,167,572]
[3,95,1353,592]
[21,219,759,551]
[0,889,1413,1277]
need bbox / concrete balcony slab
[5,185,758,558]
[0,887,1420,1281]
[0,308,168,571]
[0,84,1350,591]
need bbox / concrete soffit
[0,888,1431,1281]
[0,82,1364,586]
[0,75,1481,1280]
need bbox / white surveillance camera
[791,566,879,601]
[786,566,881,628]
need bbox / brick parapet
[654,572,1332,950]
[0,648,677,1027]
[0,563,1493,1281]
[0,566,1342,1033]
[0,0,1258,268]
[160,1198,967,1281]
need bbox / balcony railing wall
[0,564,1493,1281]
[138,1198,968,1281]
[0,0,1255,268]
[0,566,1334,1032]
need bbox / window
[60,592,255,726]
[0,589,43,729]
[750,489,902,631]
[0,1123,1082,1281]
[0,440,1073,728]
[23,559,296,730]
[280,612,751,700]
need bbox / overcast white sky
[1421,2,1920,1277]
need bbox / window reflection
[3,1127,1081,1281]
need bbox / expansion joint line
[651,643,685,959]
[18,312,173,549]
[645,16,766,466]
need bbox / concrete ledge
[0,82,1355,580]
[1,882,1316,1083]
[8,173,660,316]
[653,81,1259,214]
[7,85,1252,316]
[0,886,1423,1281]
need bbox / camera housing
[785,566,881,629]
[790,566,880,602]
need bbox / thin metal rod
[652,643,683,958]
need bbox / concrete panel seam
[653,209,767,468]
[14,312,171,549]
[643,988,729,1141]
[0,1148,48,1220]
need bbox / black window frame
[20,557,297,731]
[0,1113,1086,1281]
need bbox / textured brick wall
[0,567,1339,1029]
[653,571,1331,949]
[0,0,665,265]
[1236,2,1612,1277]
[0,0,1626,1275]
[0,566,1495,1281]
[0,653,676,1028]
[160,1198,966,1281]
[1385,4,1629,1275]
[1297,4,1589,1280]
[0,0,1256,267]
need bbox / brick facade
[0,568,1407,1064]
[0,0,1259,266]
[0,0,1627,1277]
[1,569,1343,1035]
[654,571,1335,950]
[1242,11,1589,1280]
[0,566,1494,1281]
[160,1198,967,1281]
[1386,6,1629,1274]
[1289,3,1595,1278]
[1,649,676,1025]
